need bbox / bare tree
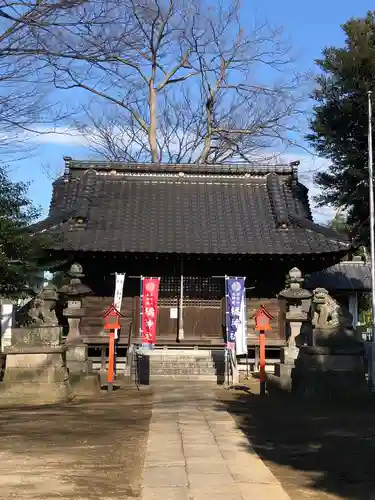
[21,0,308,163]
[0,0,85,158]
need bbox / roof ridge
[73,169,97,219]
[62,157,298,177]
[266,173,289,228]
[288,213,350,244]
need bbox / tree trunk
[148,84,158,163]
[199,98,213,163]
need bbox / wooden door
[156,276,224,343]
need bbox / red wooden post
[254,305,273,397]
[108,331,115,392]
[102,305,122,393]
[259,330,266,396]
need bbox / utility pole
[367,91,375,389]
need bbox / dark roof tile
[305,261,371,291]
[30,162,351,256]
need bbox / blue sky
[9,0,375,221]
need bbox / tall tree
[0,166,48,297]
[26,0,306,163]
[307,11,375,246]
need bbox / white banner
[235,287,247,356]
[113,273,125,339]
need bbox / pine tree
[0,166,47,298]
[307,11,375,246]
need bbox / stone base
[65,343,92,374]
[280,346,299,364]
[69,372,101,397]
[11,325,61,348]
[313,327,363,348]
[0,347,72,405]
[268,345,367,398]
[292,346,366,398]
[268,363,294,392]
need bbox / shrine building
[30,158,352,350]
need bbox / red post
[253,305,272,397]
[259,330,266,396]
[108,330,115,392]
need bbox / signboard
[225,277,247,355]
[254,306,273,331]
[113,273,125,339]
[170,307,178,319]
[141,278,161,345]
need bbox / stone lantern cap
[279,288,312,300]
[58,263,92,298]
[279,267,312,300]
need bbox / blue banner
[225,277,247,354]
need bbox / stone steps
[135,350,225,382]
[149,374,219,382]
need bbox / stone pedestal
[271,347,299,391]
[11,324,61,348]
[280,346,299,364]
[292,346,367,398]
[66,343,92,374]
[0,346,71,405]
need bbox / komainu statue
[311,288,360,347]
[311,288,353,329]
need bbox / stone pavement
[141,383,291,500]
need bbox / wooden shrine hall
[30,157,352,348]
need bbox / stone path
[141,383,291,500]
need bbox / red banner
[141,278,160,344]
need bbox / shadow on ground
[218,378,375,500]
[0,388,152,500]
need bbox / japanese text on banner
[114,273,125,312]
[113,273,125,339]
[141,278,160,345]
[225,277,246,354]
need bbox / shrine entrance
[156,276,225,344]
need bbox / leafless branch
[17,0,309,164]
[0,0,86,159]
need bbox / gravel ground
[0,387,152,500]
[217,378,375,500]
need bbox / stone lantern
[278,267,312,362]
[36,282,61,346]
[59,263,92,373]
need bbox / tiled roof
[29,160,351,256]
[305,261,371,291]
